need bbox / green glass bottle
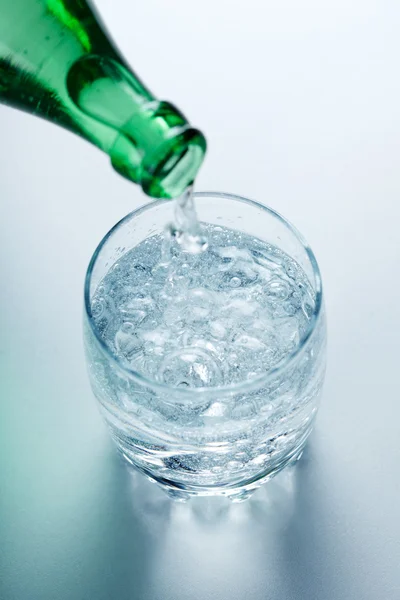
[0,0,206,198]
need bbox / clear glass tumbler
[84,192,326,501]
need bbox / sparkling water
[86,192,326,496]
[92,195,315,387]
[92,226,315,388]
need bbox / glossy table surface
[1,1,400,598]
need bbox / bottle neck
[110,100,206,199]
[66,52,206,198]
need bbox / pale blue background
[1,1,400,598]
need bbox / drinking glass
[84,192,326,501]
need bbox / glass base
[120,441,306,502]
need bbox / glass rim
[84,191,323,397]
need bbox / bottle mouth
[110,124,206,199]
[140,128,207,199]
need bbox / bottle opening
[141,128,207,199]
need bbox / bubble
[115,326,143,360]
[130,263,151,285]
[179,233,209,254]
[140,327,170,347]
[210,321,228,340]
[122,309,146,324]
[158,348,223,388]
[211,465,224,473]
[230,276,241,288]
[251,453,269,466]
[202,402,226,418]
[302,297,315,320]
[234,335,266,351]
[226,298,256,316]
[192,305,210,319]
[182,289,215,323]
[218,267,258,289]
[235,451,249,461]
[227,460,243,471]
[189,288,215,303]
[91,297,105,318]
[266,278,290,300]
[284,259,301,280]
[282,302,298,317]
[120,294,154,317]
